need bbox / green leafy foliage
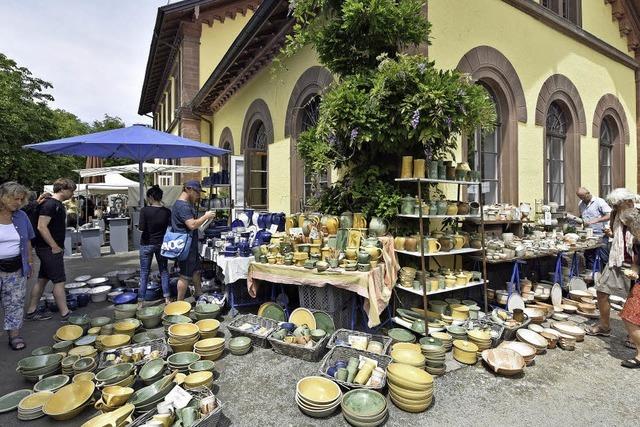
[0,53,125,191]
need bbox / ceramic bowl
[42,381,95,420]
[31,346,53,356]
[296,376,341,405]
[17,354,63,372]
[101,386,134,407]
[95,363,134,385]
[139,359,166,383]
[34,374,70,393]
[341,389,387,419]
[136,306,164,319]
[228,336,251,349]
[169,323,199,338]
[310,329,327,342]
[188,360,215,373]
[167,352,200,367]
[52,340,74,353]
[162,315,193,325]
[183,371,213,388]
[55,325,84,342]
[128,375,176,407]
[164,301,191,316]
[100,334,131,349]
[387,363,433,387]
[133,331,163,344]
[194,303,221,314]
[90,316,112,329]
[81,403,134,427]
[390,348,426,367]
[195,319,220,334]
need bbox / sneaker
[25,310,52,321]
[60,310,73,322]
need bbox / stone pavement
[0,251,638,426]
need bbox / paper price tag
[269,224,279,234]
[164,385,192,409]
[289,227,303,236]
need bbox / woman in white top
[0,182,35,350]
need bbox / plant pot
[438,236,454,252]
[446,202,458,215]
[469,201,480,216]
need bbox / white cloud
[0,0,169,125]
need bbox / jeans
[585,236,610,271]
[139,244,169,300]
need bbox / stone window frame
[535,73,586,213]
[592,93,629,192]
[218,127,234,173]
[285,66,334,213]
[456,46,527,204]
[241,99,273,209]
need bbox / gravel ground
[0,251,638,426]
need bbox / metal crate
[298,285,353,329]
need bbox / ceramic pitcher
[425,238,442,254]
[368,217,388,237]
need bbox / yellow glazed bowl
[114,321,138,336]
[452,339,479,364]
[19,391,54,411]
[68,345,97,358]
[387,363,433,386]
[195,319,220,333]
[101,334,131,349]
[390,348,426,367]
[164,301,191,316]
[194,337,225,350]
[391,342,422,353]
[296,376,341,404]
[168,323,200,338]
[73,372,95,383]
[43,380,95,420]
[102,386,134,407]
[56,325,84,341]
[80,403,134,427]
[183,371,213,387]
[388,382,433,401]
[450,304,470,320]
[87,327,101,336]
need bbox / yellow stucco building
[139,0,640,215]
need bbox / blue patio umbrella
[25,124,228,207]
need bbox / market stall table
[247,262,393,328]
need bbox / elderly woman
[0,182,35,350]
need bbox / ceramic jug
[429,200,438,215]
[394,236,406,251]
[438,235,454,252]
[340,211,354,229]
[455,162,471,180]
[453,234,465,250]
[368,217,388,237]
[457,201,470,215]
[436,200,448,215]
[364,246,383,261]
[425,238,442,254]
[444,273,456,288]
[285,216,297,233]
[404,236,418,252]
[400,195,416,215]
[345,247,358,260]
[446,202,458,215]
[321,215,339,235]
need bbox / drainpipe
[192,112,214,209]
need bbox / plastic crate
[298,285,353,329]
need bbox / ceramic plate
[568,277,587,291]
[313,311,335,335]
[516,328,547,348]
[551,283,562,309]
[0,389,32,413]
[289,308,317,329]
[387,328,416,343]
[262,304,286,322]
[507,293,525,312]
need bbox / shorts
[595,264,630,297]
[35,246,66,284]
[178,246,201,280]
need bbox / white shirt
[0,223,21,259]
[578,196,612,234]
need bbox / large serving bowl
[114,320,139,337]
[128,375,176,408]
[195,319,220,338]
[52,340,74,353]
[114,304,138,320]
[133,331,163,344]
[187,360,215,374]
[100,334,131,350]
[390,348,425,367]
[481,348,525,376]
[80,403,134,427]
[341,389,388,425]
[33,375,70,393]
[168,323,199,340]
[95,363,134,386]
[31,346,53,356]
[139,359,166,385]
[55,325,84,342]
[228,336,252,355]
[101,386,134,407]
[296,376,341,405]
[193,303,221,320]
[167,352,200,372]
[164,301,191,316]
[17,354,63,373]
[90,316,112,328]
[183,371,213,389]
[42,380,95,420]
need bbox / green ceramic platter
[262,304,286,322]
[0,389,32,413]
[387,328,416,343]
[313,311,336,335]
[396,308,421,322]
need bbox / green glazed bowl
[72,357,95,371]
[136,307,163,319]
[95,363,134,383]
[162,315,193,325]
[31,346,53,356]
[167,352,200,367]
[17,354,63,372]
[194,303,221,314]
[228,337,251,349]
[33,374,70,392]
[387,328,416,343]
[139,359,166,381]
[90,316,112,328]
[187,360,215,373]
[52,340,74,352]
[342,389,387,418]
[129,375,176,407]
[68,314,91,326]
[133,331,163,344]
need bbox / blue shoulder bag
[160,227,192,261]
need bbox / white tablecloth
[216,255,254,284]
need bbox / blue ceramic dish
[280,322,296,332]
[113,292,138,305]
[76,293,91,307]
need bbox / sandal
[585,325,611,337]
[9,336,26,351]
[625,339,637,349]
[621,358,640,368]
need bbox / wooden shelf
[395,248,482,257]
[398,214,480,219]
[395,178,480,185]
[395,280,486,296]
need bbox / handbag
[160,227,192,261]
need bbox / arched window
[221,141,232,172]
[599,118,615,198]
[546,102,567,207]
[467,87,500,204]
[246,121,268,209]
[299,95,329,209]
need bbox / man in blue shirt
[172,180,215,301]
[577,187,611,268]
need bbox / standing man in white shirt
[577,187,612,267]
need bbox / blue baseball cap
[184,180,204,192]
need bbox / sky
[0,0,170,126]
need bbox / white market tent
[75,163,204,178]
[45,173,137,195]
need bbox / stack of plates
[341,389,388,426]
[73,357,97,375]
[228,337,252,355]
[193,303,222,320]
[551,322,585,342]
[390,347,425,368]
[387,328,416,343]
[467,329,492,353]
[0,389,32,415]
[16,354,63,382]
[162,315,193,335]
[168,323,200,353]
[430,332,453,351]
[446,325,467,341]
[452,340,478,365]
[481,348,525,377]
[557,332,577,350]
[34,375,70,393]
[195,319,220,339]
[193,337,225,361]
[95,363,136,387]
[183,371,213,390]
[42,381,95,421]
[167,352,200,373]
[420,339,446,376]
[55,325,84,342]
[516,329,548,354]
[387,363,434,413]
[295,376,342,418]
[61,356,79,376]
[17,391,52,420]
[499,341,536,365]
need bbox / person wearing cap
[576,187,611,267]
[172,180,215,301]
[586,188,639,347]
